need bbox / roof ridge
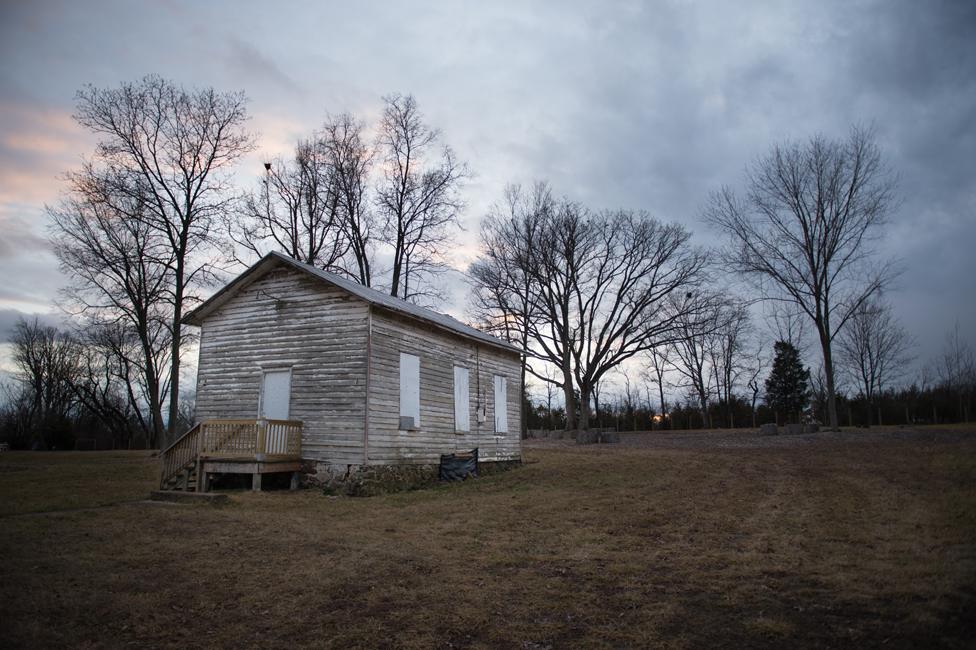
[186,251,520,355]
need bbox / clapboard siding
[367,307,522,464]
[190,260,522,468]
[194,267,369,464]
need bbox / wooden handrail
[159,421,201,457]
[159,422,202,489]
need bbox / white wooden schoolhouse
[159,251,522,492]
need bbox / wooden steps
[160,466,198,491]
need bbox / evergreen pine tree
[764,341,811,424]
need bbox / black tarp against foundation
[439,448,478,481]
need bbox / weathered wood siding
[194,267,369,464]
[367,307,522,464]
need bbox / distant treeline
[0,318,193,451]
[523,381,973,433]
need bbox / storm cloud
[0,0,973,372]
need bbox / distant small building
[172,251,521,490]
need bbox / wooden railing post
[256,418,267,461]
[194,422,205,493]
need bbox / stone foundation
[301,458,522,497]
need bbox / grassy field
[0,450,158,517]
[1,427,974,648]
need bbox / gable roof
[182,251,521,355]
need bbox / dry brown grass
[1,427,974,648]
[0,451,157,516]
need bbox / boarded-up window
[494,375,508,433]
[453,366,470,432]
[399,353,420,428]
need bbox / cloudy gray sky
[1,0,974,382]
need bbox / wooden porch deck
[159,419,303,492]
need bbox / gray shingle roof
[182,251,521,355]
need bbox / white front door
[260,370,291,420]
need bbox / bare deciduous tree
[231,112,377,283]
[470,183,552,429]
[377,94,466,303]
[667,293,726,428]
[321,113,376,286]
[5,317,154,449]
[74,75,253,440]
[566,212,706,429]
[705,126,896,429]
[745,346,767,428]
[643,346,673,428]
[837,300,914,425]
[765,303,808,352]
[70,323,146,447]
[508,197,581,428]
[49,166,174,446]
[937,321,975,422]
[616,369,640,431]
[471,189,706,430]
[707,302,752,428]
[233,138,349,269]
[10,318,81,445]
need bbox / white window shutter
[399,353,420,428]
[494,375,508,433]
[454,366,470,432]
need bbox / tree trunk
[390,231,404,298]
[137,327,165,448]
[562,379,576,431]
[167,255,186,442]
[698,391,708,430]
[520,358,527,438]
[579,385,592,431]
[546,392,553,429]
[657,379,667,430]
[148,379,165,448]
[818,331,840,429]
